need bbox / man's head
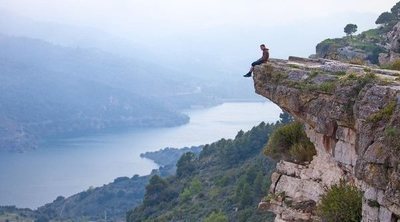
[260,44,268,50]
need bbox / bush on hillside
[376,12,396,25]
[264,122,316,163]
[204,211,228,222]
[143,175,177,206]
[317,181,362,222]
[176,152,197,178]
[382,59,400,70]
[289,142,317,163]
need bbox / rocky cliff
[255,57,400,221]
[379,22,400,65]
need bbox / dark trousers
[252,59,265,67]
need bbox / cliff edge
[255,57,400,221]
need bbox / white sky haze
[0,0,398,72]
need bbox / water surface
[0,102,281,208]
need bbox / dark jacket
[262,49,269,62]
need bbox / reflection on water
[0,102,281,209]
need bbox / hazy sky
[0,0,398,73]
[1,0,397,30]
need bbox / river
[0,102,281,209]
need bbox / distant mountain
[0,11,260,101]
[0,9,154,60]
[0,32,264,151]
[0,34,197,151]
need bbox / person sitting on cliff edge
[244,44,269,77]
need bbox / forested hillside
[128,122,281,222]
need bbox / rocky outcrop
[315,41,371,64]
[379,22,400,65]
[255,56,400,221]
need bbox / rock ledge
[255,57,400,222]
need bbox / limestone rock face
[255,57,400,221]
[387,22,400,53]
[379,22,400,65]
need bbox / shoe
[243,73,252,77]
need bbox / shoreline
[0,101,281,209]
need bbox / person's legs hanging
[244,59,263,77]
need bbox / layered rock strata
[255,56,400,222]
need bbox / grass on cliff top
[339,72,377,82]
[361,28,382,40]
[288,76,337,94]
[381,59,400,71]
[317,27,386,64]
[264,121,316,163]
[280,66,395,97]
[317,181,362,222]
[338,72,381,96]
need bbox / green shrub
[291,78,337,94]
[319,81,336,93]
[339,72,377,96]
[308,71,319,78]
[271,72,288,82]
[385,126,400,151]
[365,72,377,80]
[176,152,197,178]
[349,58,365,65]
[317,181,362,222]
[335,71,347,76]
[204,211,228,222]
[368,101,396,123]
[179,187,192,202]
[179,177,202,202]
[289,64,300,69]
[289,142,316,163]
[264,122,316,163]
[381,59,400,70]
[387,60,400,70]
[363,68,372,73]
[343,72,358,81]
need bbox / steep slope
[127,122,278,222]
[254,57,400,221]
[37,175,149,222]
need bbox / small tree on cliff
[376,12,396,25]
[344,24,358,37]
[317,181,362,222]
[391,1,400,19]
[279,111,294,124]
[176,152,197,178]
